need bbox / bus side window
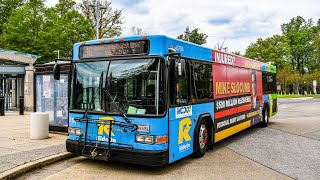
[191,62,213,102]
[175,62,190,104]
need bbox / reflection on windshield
[70,58,164,115]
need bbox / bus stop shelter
[34,62,72,132]
[0,48,39,113]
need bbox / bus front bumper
[66,139,168,166]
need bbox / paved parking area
[18,98,320,180]
[0,113,67,176]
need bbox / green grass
[278,94,320,98]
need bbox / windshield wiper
[102,88,130,123]
[103,72,130,123]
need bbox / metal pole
[0,96,4,116]
[19,96,23,115]
[54,50,60,59]
[96,3,100,39]
[5,79,8,111]
[89,1,106,39]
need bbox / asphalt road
[19,98,320,180]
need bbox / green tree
[277,66,293,93]
[78,0,123,38]
[2,0,94,64]
[177,27,208,45]
[281,16,316,74]
[47,10,94,58]
[2,0,46,57]
[54,0,76,16]
[244,16,320,94]
[304,71,320,93]
[0,0,24,35]
[311,21,320,72]
[43,0,94,59]
[245,35,290,69]
[286,70,304,94]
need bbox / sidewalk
[0,112,69,178]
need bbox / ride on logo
[98,117,115,136]
[176,105,192,118]
[178,117,192,152]
[97,116,116,143]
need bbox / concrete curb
[278,97,314,100]
[0,152,77,180]
[290,97,313,100]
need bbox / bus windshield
[70,58,164,115]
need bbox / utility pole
[89,1,107,39]
[185,27,190,42]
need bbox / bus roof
[73,35,276,73]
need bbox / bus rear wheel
[260,107,269,127]
[193,119,208,158]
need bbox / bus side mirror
[53,62,60,80]
[175,59,186,78]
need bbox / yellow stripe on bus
[214,120,251,142]
[269,94,273,117]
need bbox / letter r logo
[178,117,192,144]
[98,117,115,136]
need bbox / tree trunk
[295,84,300,94]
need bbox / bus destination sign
[79,40,149,59]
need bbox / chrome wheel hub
[199,124,208,149]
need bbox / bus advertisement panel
[212,50,263,142]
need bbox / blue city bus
[53,35,277,166]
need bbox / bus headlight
[68,127,82,135]
[136,135,154,144]
[144,136,154,144]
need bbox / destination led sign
[79,40,149,59]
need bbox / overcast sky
[46,0,320,53]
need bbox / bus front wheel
[193,119,208,158]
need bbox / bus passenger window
[192,62,213,102]
[175,62,190,104]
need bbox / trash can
[30,112,49,140]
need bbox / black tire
[193,119,208,158]
[260,106,269,127]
